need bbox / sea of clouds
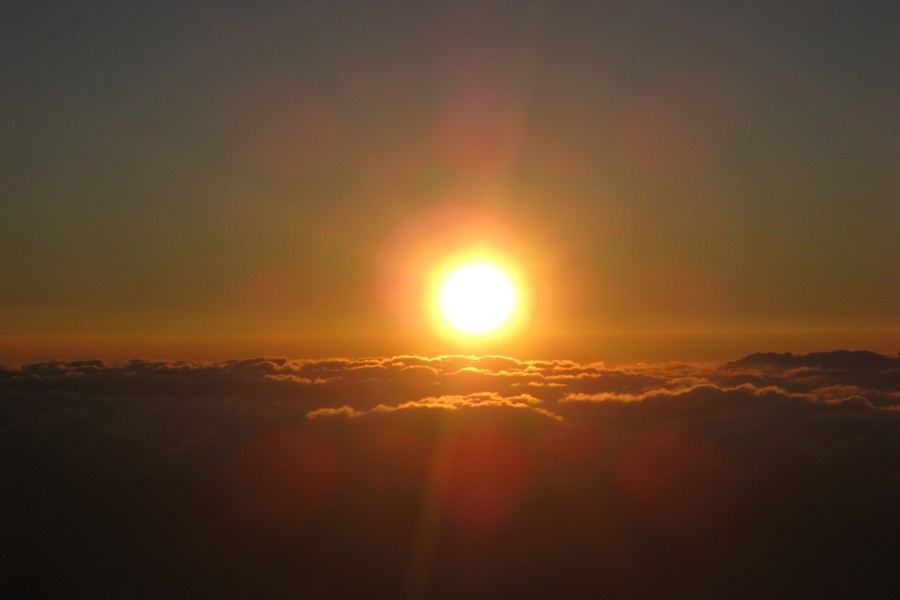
[2,350,899,598]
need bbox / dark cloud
[2,351,900,598]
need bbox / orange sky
[2,2,898,363]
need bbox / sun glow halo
[437,261,518,335]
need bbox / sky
[3,3,900,598]
[2,0,898,362]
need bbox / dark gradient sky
[2,1,898,361]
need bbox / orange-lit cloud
[308,391,561,422]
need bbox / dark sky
[2,1,898,361]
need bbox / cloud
[2,350,900,597]
[308,391,563,422]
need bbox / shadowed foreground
[2,350,899,598]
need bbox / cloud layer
[2,350,899,598]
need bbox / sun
[438,261,518,335]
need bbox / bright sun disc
[438,262,517,334]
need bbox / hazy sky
[2,1,898,361]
